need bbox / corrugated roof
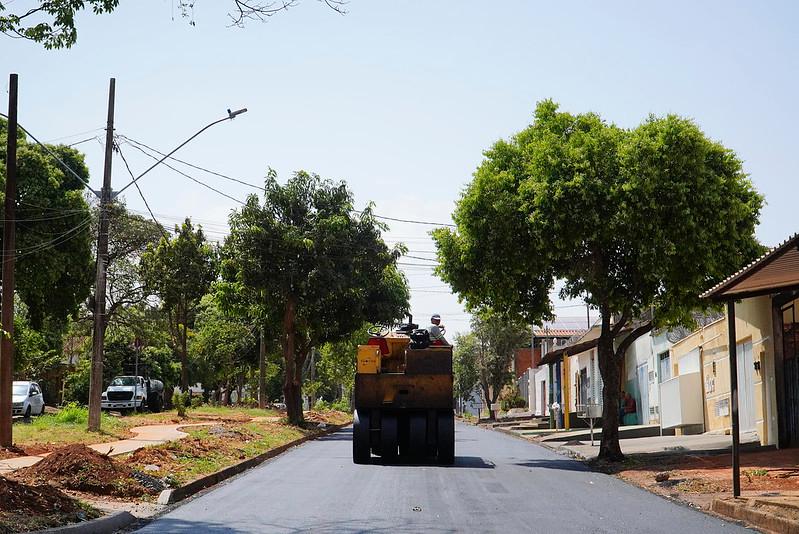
[701,233,799,300]
[532,328,586,337]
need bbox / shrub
[500,395,526,412]
[54,402,87,424]
[190,396,204,409]
[330,399,350,412]
[174,392,190,418]
[313,399,331,411]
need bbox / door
[782,304,799,446]
[736,342,756,433]
[637,363,649,425]
[29,383,44,414]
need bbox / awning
[539,337,599,366]
[701,233,799,301]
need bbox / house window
[658,351,671,382]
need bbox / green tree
[452,331,479,410]
[141,219,216,390]
[313,323,371,407]
[190,294,257,404]
[220,170,409,424]
[0,119,94,330]
[468,309,528,419]
[433,101,764,459]
[0,0,345,49]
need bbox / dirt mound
[0,476,78,515]
[0,476,98,533]
[19,444,152,498]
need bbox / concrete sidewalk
[0,422,211,474]
[542,429,762,460]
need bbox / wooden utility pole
[0,73,18,447]
[259,327,267,409]
[88,78,116,432]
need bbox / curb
[32,511,136,534]
[157,422,350,505]
[712,498,799,534]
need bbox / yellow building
[669,297,778,446]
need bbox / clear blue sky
[2,1,796,334]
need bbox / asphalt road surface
[136,422,752,533]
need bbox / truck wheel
[353,409,371,464]
[24,406,31,419]
[149,395,162,413]
[437,411,455,465]
[409,414,427,458]
[381,414,398,462]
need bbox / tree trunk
[597,311,624,461]
[480,381,493,420]
[259,327,267,409]
[282,297,304,425]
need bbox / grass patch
[12,405,129,452]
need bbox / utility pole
[88,78,116,432]
[0,73,18,447]
[259,327,267,409]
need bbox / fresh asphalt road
[136,422,752,533]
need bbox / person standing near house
[624,392,637,425]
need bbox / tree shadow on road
[512,458,590,472]
[369,455,495,469]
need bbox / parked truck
[352,317,454,464]
[101,375,164,412]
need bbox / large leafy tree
[141,219,216,390]
[0,118,94,330]
[434,101,763,459]
[220,170,410,424]
[0,0,345,49]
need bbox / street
[135,422,751,533]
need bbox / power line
[43,127,104,143]
[115,142,169,238]
[121,140,247,205]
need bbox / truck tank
[352,320,454,464]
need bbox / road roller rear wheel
[352,409,371,464]
[409,414,427,458]
[381,414,398,461]
[437,411,455,464]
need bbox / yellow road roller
[352,318,454,464]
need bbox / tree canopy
[219,170,410,423]
[141,218,216,390]
[433,100,764,458]
[0,118,94,330]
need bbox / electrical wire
[121,141,247,205]
[115,142,169,238]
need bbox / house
[539,319,675,430]
[700,233,799,496]
[515,319,587,417]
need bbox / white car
[13,381,45,418]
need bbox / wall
[533,366,549,416]
[670,296,776,446]
[514,348,534,379]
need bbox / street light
[115,107,248,196]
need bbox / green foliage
[500,395,526,412]
[313,398,350,412]
[434,100,763,329]
[0,118,94,329]
[453,331,480,404]
[53,402,87,424]
[63,358,91,404]
[220,170,410,423]
[141,219,216,388]
[173,391,190,418]
[190,395,204,409]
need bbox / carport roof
[701,233,799,301]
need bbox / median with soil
[0,406,350,533]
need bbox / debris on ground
[15,444,153,498]
[655,471,670,482]
[0,475,99,533]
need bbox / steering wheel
[367,323,391,337]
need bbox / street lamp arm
[116,109,248,196]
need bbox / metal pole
[88,78,116,432]
[0,73,18,447]
[727,300,741,497]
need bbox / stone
[655,472,670,482]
